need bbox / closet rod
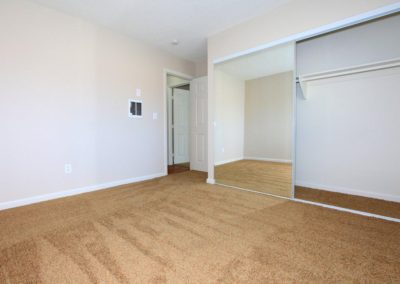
[298,57,400,83]
[296,58,400,100]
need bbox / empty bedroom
[1,0,399,282]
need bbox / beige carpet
[1,171,399,283]
[215,160,292,197]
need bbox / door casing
[163,69,194,175]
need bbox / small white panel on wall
[129,100,143,118]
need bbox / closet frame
[210,5,400,222]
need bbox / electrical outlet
[153,112,158,120]
[64,164,72,174]
[221,147,225,153]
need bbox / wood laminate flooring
[296,186,400,219]
[168,163,190,175]
[215,160,292,198]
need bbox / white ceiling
[216,43,295,80]
[30,0,291,62]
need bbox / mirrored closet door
[214,43,295,198]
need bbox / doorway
[164,71,208,176]
[167,75,190,174]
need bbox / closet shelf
[297,57,400,99]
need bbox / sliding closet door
[214,42,296,198]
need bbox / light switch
[153,112,158,120]
[136,88,141,97]
[64,164,72,174]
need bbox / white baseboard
[244,157,292,164]
[207,178,216,184]
[0,172,166,211]
[295,181,400,203]
[214,157,243,166]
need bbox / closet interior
[294,13,400,218]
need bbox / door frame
[168,83,190,166]
[163,69,194,175]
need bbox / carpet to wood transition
[0,171,399,283]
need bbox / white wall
[0,0,195,207]
[207,0,399,180]
[214,69,245,165]
[244,72,293,162]
[208,0,398,62]
[296,68,400,201]
[295,14,400,201]
[195,59,208,77]
[297,13,400,75]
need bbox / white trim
[293,198,400,223]
[214,157,243,166]
[244,157,292,164]
[171,82,190,88]
[291,45,297,199]
[298,57,400,99]
[164,69,194,81]
[296,181,400,203]
[213,183,400,223]
[300,57,400,82]
[0,172,165,211]
[163,69,194,176]
[207,178,216,184]
[167,87,174,165]
[213,3,400,64]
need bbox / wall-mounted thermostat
[129,100,143,118]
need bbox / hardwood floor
[215,159,292,197]
[296,186,400,219]
[168,163,190,175]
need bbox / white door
[167,87,173,165]
[173,88,190,164]
[190,77,208,172]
